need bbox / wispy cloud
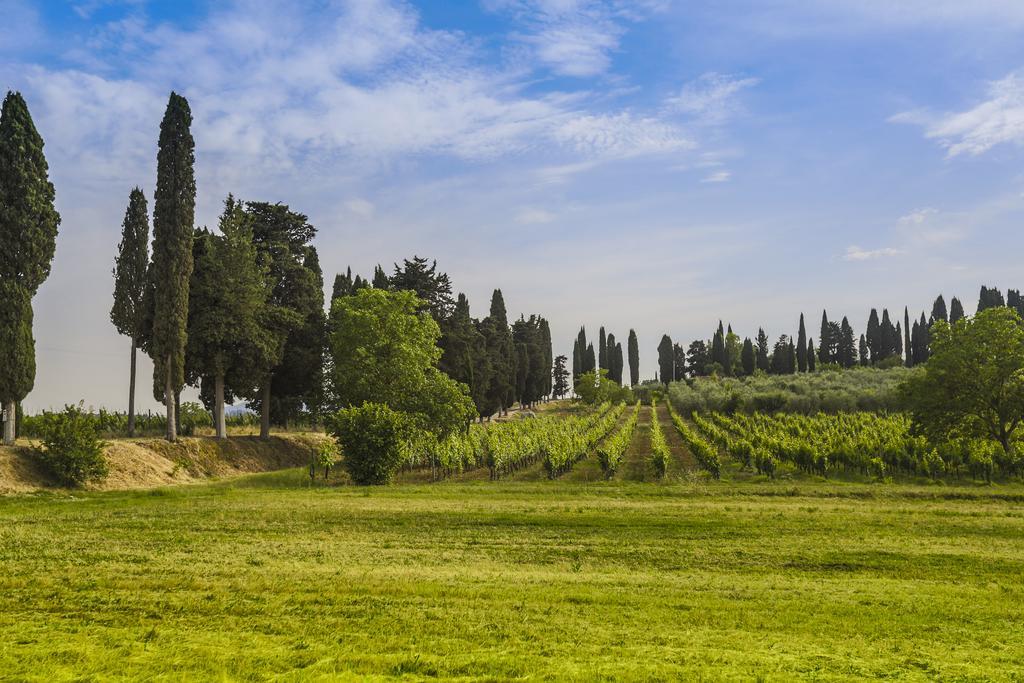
[665,73,760,124]
[842,245,903,261]
[701,170,731,183]
[892,72,1024,157]
[516,207,556,224]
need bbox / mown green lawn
[1,471,1023,681]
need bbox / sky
[5,0,1024,411]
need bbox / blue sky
[5,0,1024,410]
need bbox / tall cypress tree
[552,354,569,399]
[572,338,581,381]
[838,317,856,368]
[977,286,1005,313]
[796,313,807,372]
[372,264,389,289]
[605,332,617,383]
[818,311,831,366]
[584,343,596,376]
[657,335,673,386]
[865,308,880,364]
[931,295,948,323]
[858,334,869,367]
[904,307,913,367]
[481,289,515,416]
[539,317,553,399]
[741,338,755,375]
[441,293,491,417]
[627,329,639,386]
[110,189,150,437]
[614,342,624,385]
[711,321,727,372]
[949,297,965,324]
[0,92,60,445]
[148,92,195,442]
[598,326,607,371]
[807,338,816,372]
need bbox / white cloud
[892,72,1024,157]
[843,246,903,261]
[665,73,759,124]
[553,112,692,158]
[701,170,731,183]
[516,208,556,224]
[897,207,938,226]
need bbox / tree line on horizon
[653,287,1022,384]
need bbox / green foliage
[552,354,570,399]
[32,404,108,486]
[664,401,720,478]
[657,334,673,385]
[309,436,339,480]
[177,402,212,437]
[110,188,150,341]
[329,288,475,438]
[574,369,632,405]
[649,400,669,479]
[389,256,455,321]
[903,307,1024,454]
[627,329,640,386]
[0,92,59,411]
[597,401,640,478]
[150,92,196,405]
[440,293,491,417]
[668,366,916,414]
[329,402,410,485]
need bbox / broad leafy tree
[903,308,1024,453]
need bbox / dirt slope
[0,433,329,494]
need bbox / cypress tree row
[148,92,195,442]
[481,289,516,416]
[627,329,639,386]
[807,339,816,372]
[931,295,948,323]
[950,297,965,323]
[110,189,150,437]
[0,92,60,445]
[439,293,491,418]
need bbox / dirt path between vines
[656,404,697,478]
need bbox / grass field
[2,469,1023,681]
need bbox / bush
[32,404,108,487]
[329,403,411,485]
[178,401,212,436]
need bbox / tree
[539,318,553,400]
[880,309,897,360]
[110,189,149,437]
[598,326,608,372]
[604,331,615,381]
[439,293,491,418]
[575,327,589,376]
[657,335,674,386]
[688,340,710,377]
[818,311,832,366]
[859,334,869,367]
[904,307,913,368]
[741,338,755,375]
[328,288,475,436]
[480,290,516,416]
[770,335,795,374]
[330,402,410,485]
[725,325,742,376]
[148,92,195,442]
[372,265,389,290]
[390,256,454,321]
[931,295,948,323]
[552,355,570,399]
[797,313,808,372]
[584,343,596,376]
[627,329,639,386]
[245,202,316,439]
[756,328,770,372]
[866,308,880,363]
[903,308,1024,454]
[950,297,965,324]
[572,338,581,382]
[672,343,687,381]
[977,286,1005,313]
[0,92,61,445]
[807,338,816,372]
[838,317,856,368]
[711,321,727,374]
[185,197,270,438]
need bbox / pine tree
[657,335,674,386]
[552,355,570,399]
[741,338,755,375]
[627,329,639,386]
[931,295,948,323]
[756,328,770,372]
[185,197,272,438]
[149,92,195,442]
[818,311,831,366]
[110,188,149,437]
[372,264,389,289]
[949,297,965,324]
[904,307,913,367]
[390,256,454,321]
[797,313,807,372]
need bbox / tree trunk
[2,401,15,446]
[215,373,226,439]
[260,382,271,440]
[127,338,137,437]
[164,358,176,442]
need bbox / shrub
[32,404,108,487]
[329,403,411,485]
[178,401,212,436]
